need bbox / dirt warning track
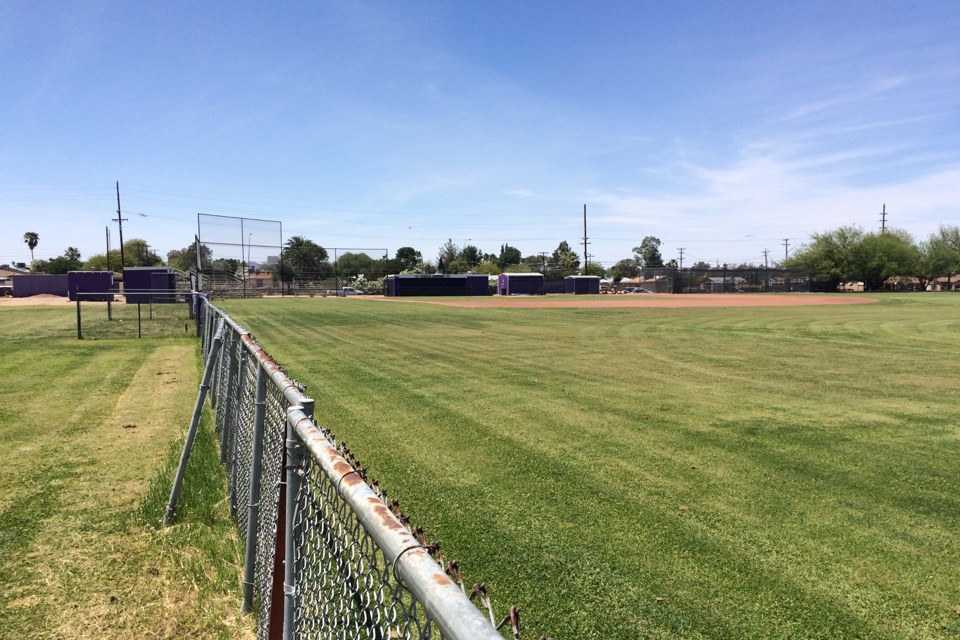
[381,293,879,309]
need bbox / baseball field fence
[164,297,533,640]
[75,290,198,339]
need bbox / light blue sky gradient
[2,1,958,268]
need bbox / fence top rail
[205,302,312,410]
[290,408,505,640]
[203,298,517,639]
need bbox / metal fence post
[164,319,225,526]
[229,349,249,519]
[209,312,224,409]
[76,296,82,340]
[241,364,268,614]
[220,330,238,464]
[283,400,311,640]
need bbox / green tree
[633,236,664,268]
[690,261,713,270]
[394,246,422,271]
[335,252,375,276]
[23,232,39,261]
[919,225,960,289]
[853,229,920,291]
[40,256,82,274]
[445,257,470,274]
[437,239,460,272]
[83,252,120,272]
[548,241,579,275]
[40,247,84,274]
[610,258,640,279]
[461,245,483,268]
[787,225,921,291]
[784,226,865,286]
[582,261,606,277]
[499,244,523,269]
[124,239,163,267]
[167,243,213,271]
[521,255,545,273]
[474,260,502,275]
[212,258,240,275]
[283,236,330,280]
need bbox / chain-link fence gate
[165,297,535,640]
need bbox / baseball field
[212,292,960,639]
[2,292,958,639]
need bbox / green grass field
[217,293,960,639]
[0,305,251,639]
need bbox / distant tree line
[21,221,960,293]
[783,224,960,291]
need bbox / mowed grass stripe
[219,294,960,639]
[0,309,250,639]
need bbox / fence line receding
[166,297,538,640]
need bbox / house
[701,276,748,293]
[248,272,275,291]
[929,276,958,291]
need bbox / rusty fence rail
[166,297,512,640]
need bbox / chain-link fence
[75,290,197,339]
[166,298,534,640]
[676,268,810,293]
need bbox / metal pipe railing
[170,299,512,640]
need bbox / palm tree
[65,247,81,262]
[283,236,329,280]
[23,232,39,261]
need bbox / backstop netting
[197,214,283,298]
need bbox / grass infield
[217,292,960,639]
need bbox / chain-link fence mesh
[75,291,197,339]
[187,300,524,640]
[676,268,810,293]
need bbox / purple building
[564,275,601,295]
[497,273,545,296]
[123,267,177,303]
[12,274,69,298]
[386,274,490,297]
[68,271,114,301]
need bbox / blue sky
[2,1,958,269]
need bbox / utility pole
[783,238,790,262]
[762,248,771,291]
[538,252,548,273]
[678,248,685,271]
[582,204,589,275]
[879,204,887,233]
[113,181,128,269]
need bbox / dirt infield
[0,293,880,309]
[381,293,879,309]
[0,294,73,306]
